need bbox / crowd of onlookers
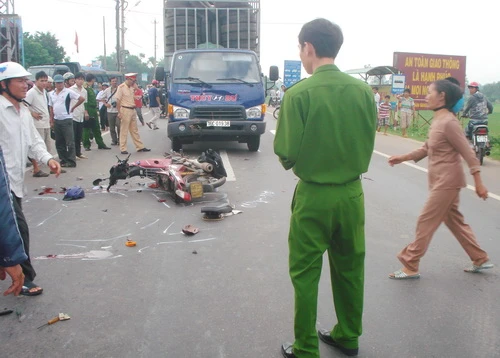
[0,61,163,297]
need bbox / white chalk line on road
[219,150,236,181]
[373,150,500,202]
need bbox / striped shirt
[0,96,53,198]
[379,102,391,118]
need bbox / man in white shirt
[49,74,85,167]
[70,72,88,159]
[102,76,120,145]
[26,70,52,177]
[372,86,380,112]
[0,62,62,296]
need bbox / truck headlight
[246,106,262,119]
[173,106,190,120]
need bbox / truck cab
[167,48,267,152]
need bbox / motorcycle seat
[200,203,233,214]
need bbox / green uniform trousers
[289,179,365,358]
[83,117,106,149]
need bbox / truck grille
[191,106,245,121]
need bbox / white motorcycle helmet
[0,62,31,102]
[0,61,31,81]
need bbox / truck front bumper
[167,119,266,142]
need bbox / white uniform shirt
[25,86,50,129]
[48,87,81,120]
[0,96,53,198]
[96,90,106,110]
[102,86,118,113]
[70,84,88,123]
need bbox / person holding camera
[83,73,111,151]
[102,76,120,145]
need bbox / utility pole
[153,18,157,68]
[103,16,107,70]
[121,0,125,67]
[115,0,120,71]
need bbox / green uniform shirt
[274,64,377,184]
[84,86,98,118]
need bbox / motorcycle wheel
[476,147,484,165]
[273,107,280,120]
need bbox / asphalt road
[1,109,499,358]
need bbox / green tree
[23,32,66,68]
[482,82,500,103]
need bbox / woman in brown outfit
[388,80,493,279]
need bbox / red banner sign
[393,52,466,109]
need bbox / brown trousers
[398,189,489,272]
[119,108,145,152]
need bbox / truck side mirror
[155,67,166,82]
[269,66,279,82]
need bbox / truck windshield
[173,52,260,84]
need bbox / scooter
[470,124,491,165]
[93,149,228,204]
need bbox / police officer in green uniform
[83,73,110,150]
[274,19,377,358]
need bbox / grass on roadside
[385,104,500,160]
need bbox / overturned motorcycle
[93,149,233,220]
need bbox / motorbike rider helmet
[63,72,75,81]
[0,61,31,81]
[152,79,159,85]
[0,61,32,102]
[468,81,480,88]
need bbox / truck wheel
[247,136,260,152]
[172,138,182,152]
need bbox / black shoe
[318,329,358,356]
[137,148,151,152]
[121,151,129,155]
[111,142,118,146]
[85,147,91,151]
[281,343,296,358]
[98,146,111,150]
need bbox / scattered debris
[102,209,108,212]
[0,309,13,316]
[76,177,84,181]
[125,239,137,247]
[192,250,198,254]
[182,225,199,236]
[223,210,243,217]
[157,199,166,203]
[138,183,146,186]
[37,313,71,329]
[149,183,159,189]
[15,307,25,322]
[137,190,142,193]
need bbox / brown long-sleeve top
[408,111,480,190]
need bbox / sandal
[20,280,43,296]
[464,261,494,273]
[389,269,420,280]
[33,170,50,178]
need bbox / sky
[15,0,500,85]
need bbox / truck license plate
[207,120,230,127]
[476,135,488,143]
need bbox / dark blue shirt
[148,87,159,107]
[0,146,28,267]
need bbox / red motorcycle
[93,149,229,207]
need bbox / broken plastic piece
[182,225,199,236]
[192,250,198,254]
[125,240,137,247]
